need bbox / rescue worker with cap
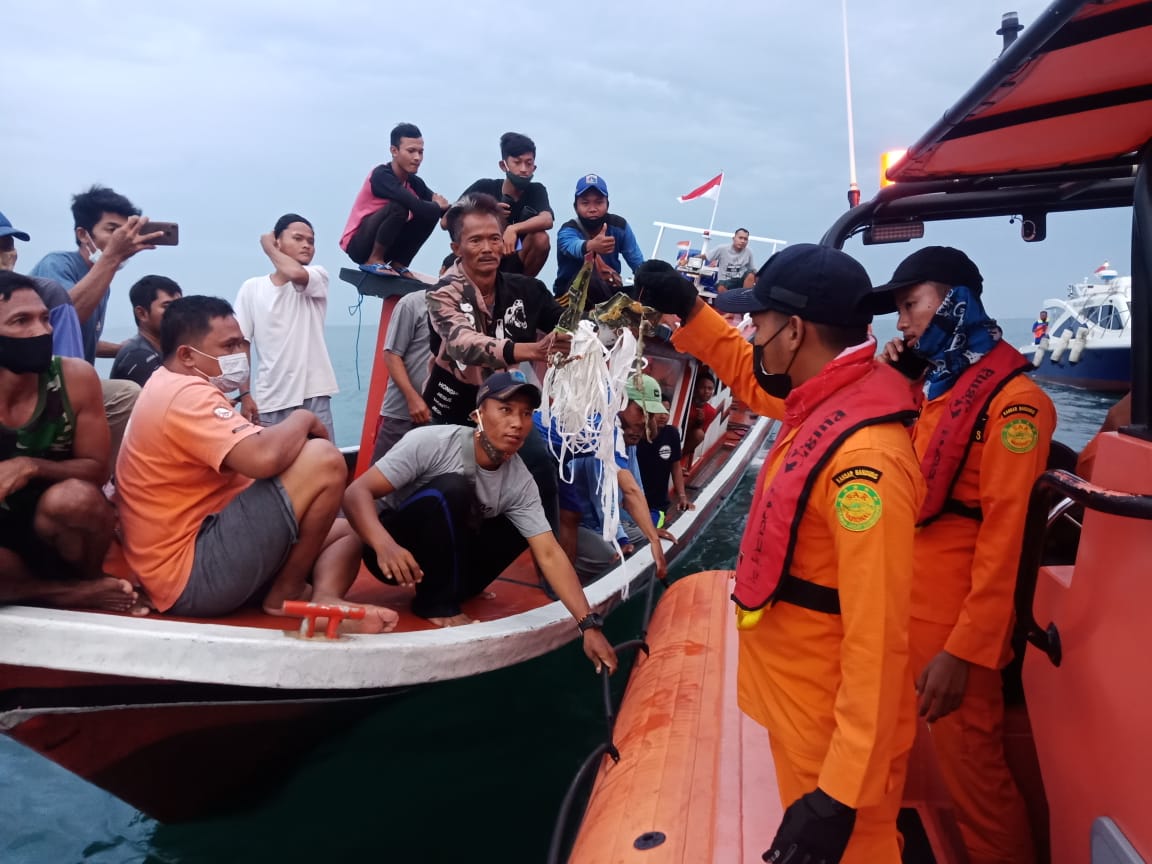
[871,246,1055,864]
[636,244,924,863]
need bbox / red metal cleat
[281,600,367,639]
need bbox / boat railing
[1015,469,1152,668]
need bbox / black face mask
[752,321,799,399]
[505,171,534,191]
[577,214,607,235]
[0,332,53,374]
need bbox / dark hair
[441,252,457,270]
[390,123,422,147]
[500,132,536,160]
[129,275,182,315]
[444,193,505,243]
[0,270,41,302]
[71,185,140,238]
[734,228,750,236]
[160,295,235,359]
[810,321,869,353]
[273,213,313,238]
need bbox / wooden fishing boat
[0,267,776,823]
[563,2,1152,861]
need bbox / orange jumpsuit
[674,307,924,862]
[911,374,1055,864]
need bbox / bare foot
[481,590,497,600]
[263,584,313,617]
[311,597,399,635]
[428,612,475,627]
[40,577,139,613]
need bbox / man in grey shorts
[115,295,396,632]
[370,287,431,462]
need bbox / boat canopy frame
[821,0,1152,440]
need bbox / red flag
[678,173,723,203]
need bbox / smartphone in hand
[139,221,179,246]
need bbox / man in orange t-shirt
[116,295,396,631]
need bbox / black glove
[634,259,698,319]
[763,788,857,864]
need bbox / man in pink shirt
[340,123,450,277]
[116,295,396,631]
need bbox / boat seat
[338,267,427,299]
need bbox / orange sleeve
[944,389,1056,668]
[168,384,262,470]
[816,437,922,808]
[670,304,785,419]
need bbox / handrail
[1016,469,1152,666]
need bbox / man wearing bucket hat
[871,246,1054,864]
[636,244,924,863]
[343,370,618,672]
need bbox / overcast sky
[2,0,1132,331]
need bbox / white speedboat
[1024,263,1131,392]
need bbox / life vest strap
[940,498,984,521]
[774,573,841,615]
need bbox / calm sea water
[2,319,1120,863]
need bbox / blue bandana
[912,285,1001,400]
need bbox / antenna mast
[842,0,860,208]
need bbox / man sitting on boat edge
[342,371,618,673]
[0,272,141,612]
[115,295,397,632]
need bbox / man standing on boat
[340,123,450,278]
[370,285,431,462]
[872,247,1054,864]
[707,228,755,290]
[455,132,554,278]
[0,272,141,613]
[554,174,644,299]
[115,295,397,632]
[636,246,924,864]
[342,371,619,672]
[1032,308,1049,344]
[234,215,339,441]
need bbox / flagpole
[842,0,860,208]
[704,172,722,255]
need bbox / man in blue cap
[553,173,644,298]
[636,245,924,863]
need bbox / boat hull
[1028,345,1130,392]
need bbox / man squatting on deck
[639,246,924,863]
[343,371,618,671]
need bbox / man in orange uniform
[637,245,924,863]
[872,246,1056,864]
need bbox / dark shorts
[168,479,299,617]
[0,481,80,579]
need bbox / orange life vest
[916,341,1032,525]
[732,355,918,612]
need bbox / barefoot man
[343,371,619,674]
[0,272,138,612]
[115,295,396,631]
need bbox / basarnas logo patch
[835,482,882,532]
[1001,418,1039,453]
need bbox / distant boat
[1022,262,1131,392]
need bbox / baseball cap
[713,243,874,327]
[0,212,30,242]
[868,246,984,314]
[476,369,542,408]
[574,174,609,198]
[625,374,668,415]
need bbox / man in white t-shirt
[235,214,339,440]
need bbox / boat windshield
[1082,302,1127,331]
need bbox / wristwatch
[577,612,605,633]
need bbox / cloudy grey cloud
[2,0,1130,330]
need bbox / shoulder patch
[832,465,884,487]
[1000,403,1039,419]
[214,407,234,419]
[835,482,882,532]
[1001,417,1039,453]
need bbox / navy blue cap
[477,369,542,408]
[714,243,874,327]
[0,212,30,242]
[868,246,984,315]
[574,173,609,198]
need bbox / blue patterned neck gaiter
[911,285,1002,400]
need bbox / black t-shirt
[635,425,683,511]
[110,332,162,388]
[462,178,553,225]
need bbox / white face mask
[84,233,126,271]
[190,346,249,393]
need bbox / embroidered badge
[1001,418,1039,453]
[832,465,884,487]
[835,482,882,532]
